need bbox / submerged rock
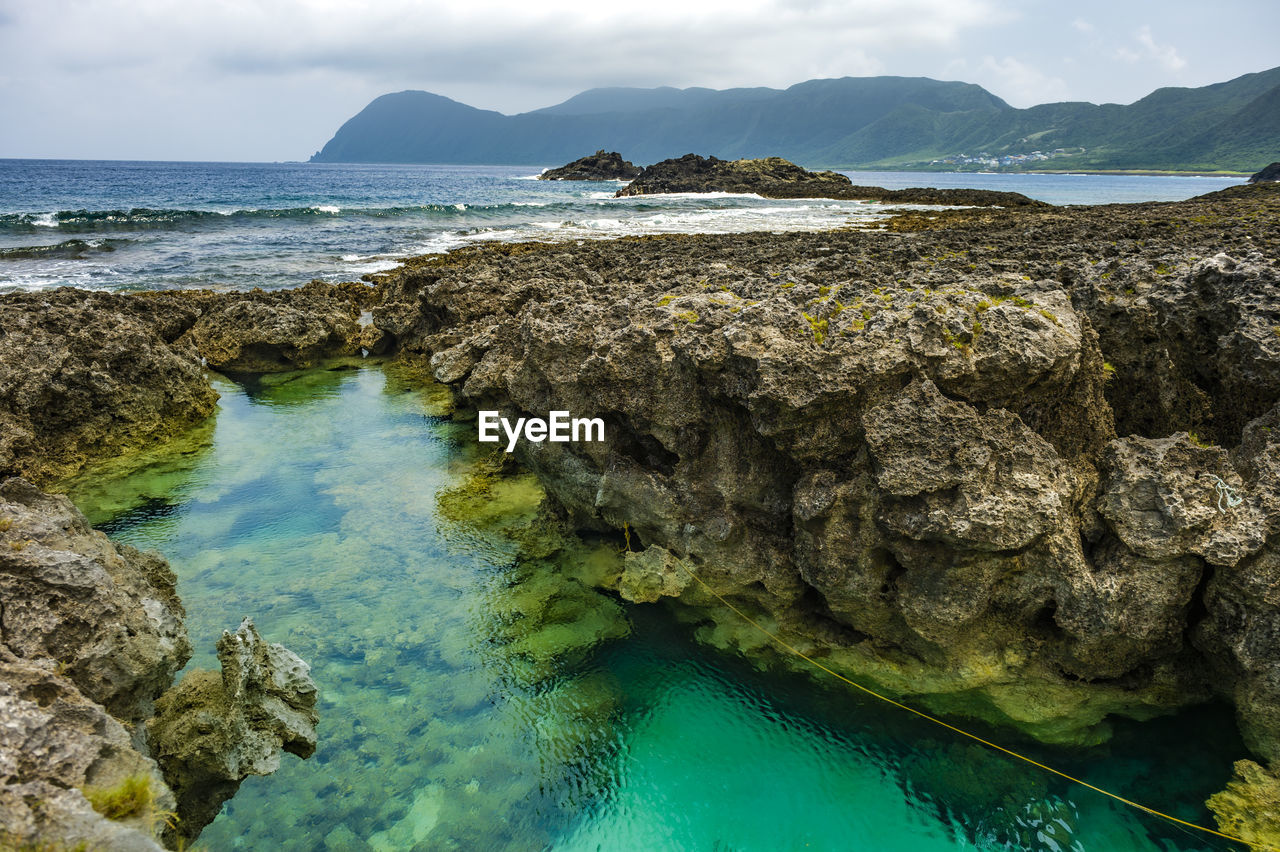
[1207,759,1280,852]
[538,150,641,181]
[147,618,319,844]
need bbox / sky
[0,0,1276,162]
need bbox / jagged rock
[1,478,320,848]
[1249,162,1280,183]
[617,154,855,199]
[1079,251,1280,444]
[1200,544,1280,763]
[1207,759,1280,852]
[147,618,318,843]
[616,153,1046,206]
[0,289,218,485]
[538,150,641,181]
[0,477,190,723]
[1055,536,1203,678]
[181,280,384,373]
[862,379,1068,551]
[1196,405,1280,762]
[0,652,174,852]
[1100,433,1265,566]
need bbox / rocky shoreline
[3,182,1280,847]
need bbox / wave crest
[0,238,128,260]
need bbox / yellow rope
[673,561,1267,852]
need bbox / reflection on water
[60,364,1244,851]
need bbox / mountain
[310,68,1280,172]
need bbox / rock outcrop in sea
[148,619,319,844]
[1250,162,1280,183]
[617,153,1047,206]
[538,150,642,181]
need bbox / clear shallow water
[60,363,1247,851]
[0,160,1245,293]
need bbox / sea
[0,159,1247,294]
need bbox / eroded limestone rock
[618,545,693,603]
[147,618,319,843]
[373,194,1280,749]
[0,653,174,851]
[182,280,385,373]
[0,290,217,485]
[0,477,190,723]
[1100,433,1264,567]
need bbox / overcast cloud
[0,0,1275,161]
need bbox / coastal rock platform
[373,181,1280,840]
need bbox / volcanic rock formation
[538,150,641,181]
[617,153,1047,206]
[1249,162,1280,183]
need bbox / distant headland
[310,67,1280,173]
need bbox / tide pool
[60,363,1245,851]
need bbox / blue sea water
[0,159,1245,293]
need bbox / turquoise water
[0,160,1245,293]
[61,364,1247,851]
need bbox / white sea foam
[342,258,400,276]
[612,191,768,201]
[33,213,58,228]
[312,205,341,214]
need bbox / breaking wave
[0,238,129,260]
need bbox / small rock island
[617,153,1047,206]
[1249,162,1280,183]
[538,150,641,181]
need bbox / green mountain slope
[310,68,1280,172]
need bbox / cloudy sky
[1,0,1275,161]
